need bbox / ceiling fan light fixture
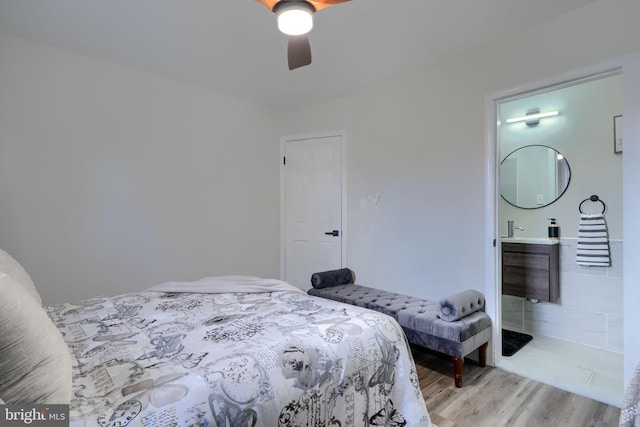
[276,2,315,36]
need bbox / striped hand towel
[576,213,611,267]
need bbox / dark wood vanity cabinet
[502,242,560,303]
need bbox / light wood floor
[412,347,621,427]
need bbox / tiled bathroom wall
[502,238,623,353]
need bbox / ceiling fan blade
[288,35,312,70]
[308,0,351,12]
[256,0,351,12]
[255,0,280,12]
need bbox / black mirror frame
[500,144,572,210]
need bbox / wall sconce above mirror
[500,145,571,209]
[506,109,559,126]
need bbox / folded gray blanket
[310,268,354,289]
[438,289,485,322]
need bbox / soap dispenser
[548,218,560,240]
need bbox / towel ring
[579,194,606,214]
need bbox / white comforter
[47,279,433,426]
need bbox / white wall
[277,0,640,298]
[2,0,640,388]
[499,75,623,239]
[0,33,281,304]
[275,0,640,383]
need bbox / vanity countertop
[501,237,560,245]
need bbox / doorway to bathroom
[494,70,624,406]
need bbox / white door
[282,134,344,288]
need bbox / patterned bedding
[46,286,433,426]
[620,362,640,426]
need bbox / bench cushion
[308,283,492,358]
[438,289,486,321]
[310,268,354,289]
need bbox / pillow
[0,273,72,404]
[310,268,354,289]
[438,289,486,322]
[0,248,42,305]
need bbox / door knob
[324,230,339,237]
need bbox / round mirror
[500,145,571,209]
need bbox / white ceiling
[0,0,598,108]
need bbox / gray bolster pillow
[438,289,485,322]
[310,268,354,289]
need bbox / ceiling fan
[255,0,351,70]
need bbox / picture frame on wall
[614,114,623,154]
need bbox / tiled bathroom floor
[497,331,624,407]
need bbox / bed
[0,250,433,426]
[620,363,640,426]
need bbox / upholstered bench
[307,269,492,388]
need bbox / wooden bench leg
[479,342,488,368]
[452,343,488,388]
[452,357,464,388]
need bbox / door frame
[279,130,348,282]
[484,57,628,368]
